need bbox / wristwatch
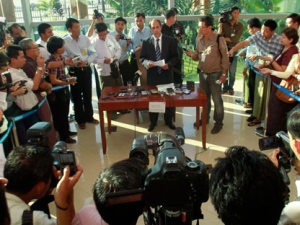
[37,67,43,71]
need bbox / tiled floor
[51,79,298,224]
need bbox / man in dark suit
[140,19,178,132]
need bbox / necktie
[155,39,162,74]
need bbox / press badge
[81,48,87,56]
[201,54,206,62]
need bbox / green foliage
[36,0,64,17]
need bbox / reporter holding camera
[110,17,133,87]
[218,6,243,95]
[4,145,83,225]
[268,109,300,224]
[5,45,42,145]
[91,22,121,120]
[46,36,77,144]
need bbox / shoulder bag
[275,75,299,103]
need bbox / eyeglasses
[27,46,39,50]
[198,26,208,29]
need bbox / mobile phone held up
[72,56,81,63]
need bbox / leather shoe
[62,137,76,144]
[68,131,77,136]
[78,123,86,129]
[166,122,176,130]
[87,118,99,124]
[211,126,222,134]
[147,123,156,132]
[193,119,209,127]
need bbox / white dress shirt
[91,34,121,76]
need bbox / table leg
[202,104,207,149]
[99,109,106,154]
[107,111,112,134]
[196,107,200,130]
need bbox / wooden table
[98,84,207,154]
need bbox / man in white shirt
[36,23,53,61]
[63,18,98,130]
[91,22,122,120]
[91,22,122,88]
[110,17,132,86]
[5,45,43,145]
[128,12,152,85]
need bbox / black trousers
[47,87,70,140]
[247,67,256,106]
[119,59,134,86]
[149,107,174,125]
[93,65,101,99]
[69,67,93,124]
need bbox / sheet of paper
[156,83,174,92]
[149,102,166,113]
[152,59,165,67]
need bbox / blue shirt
[247,31,283,57]
[109,31,130,62]
[244,44,258,68]
[128,26,152,50]
[63,34,97,65]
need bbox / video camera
[119,34,130,40]
[0,71,28,93]
[93,9,104,19]
[0,71,12,91]
[107,127,209,225]
[259,131,294,185]
[27,122,77,184]
[172,24,182,39]
[218,8,232,23]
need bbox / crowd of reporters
[0,6,300,225]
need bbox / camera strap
[22,210,33,225]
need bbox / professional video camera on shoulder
[107,127,209,225]
[259,131,294,185]
[218,7,232,23]
[27,122,77,181]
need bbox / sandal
[243,103,252,108]
[247,115,256,122]
[247,119,261,126]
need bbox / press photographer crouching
[73,128,209,225]
[267,109,300,224]
[3,122,83,225]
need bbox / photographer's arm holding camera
[54,164,83,225]
[86,12,104,39]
